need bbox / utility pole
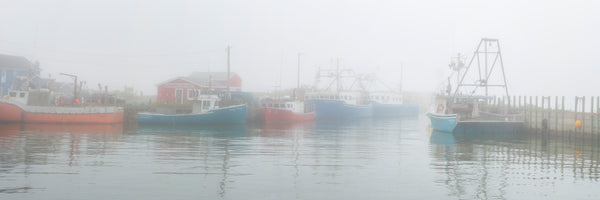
[295,53,301,100]
[297,53,301,89]
[336,57,340,94]
[226,45,231,105]
[60,73,77,104]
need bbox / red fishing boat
[262,98,315,123]
[0,89,123,124]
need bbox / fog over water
[1,0,599,96]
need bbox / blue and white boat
[427,112,457,133]
[369,91,419,117]
[305,91,372,120]
[138,94,246,125]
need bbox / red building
[156,72,242,104]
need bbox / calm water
[2,117,600,199]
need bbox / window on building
[188,89,197,99]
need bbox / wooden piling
[535,96,538,130]
[555,96,558,132]
[590,97,594,133]
[562,96,565,133]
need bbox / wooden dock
[484,96,600,135]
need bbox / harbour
[2,0,600,198]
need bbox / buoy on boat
[575,120,582,129]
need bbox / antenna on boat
[294,52,302,100]
[59,73,77,104]
[226,45,231,106]
[297,53,301,89]
[453,38,509,97]
[336,57,340,94]
[400,62,403,92]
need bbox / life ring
[437,104,444,113]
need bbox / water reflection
[135,124,247,138]
[0,122,125,194]
[430,127,600,199]
[134,124,248,198]
[4,116,600,199]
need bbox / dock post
[518,96,521,112]
[513,96,516,113]
[535,96,538,130]
[542,96,546,133]
[592,97,594,134]
[555,96,558,132]
[525,96,528,129]
[581,96,585,133]
[562,96,565,133]
[503,96,506,115]
[576,96,581,134]
[529,96,533,129]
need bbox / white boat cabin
[5,90,29,105]
[191,95,220,114]
[369,92,403,105]
[304,91,368,105]
[262,98,307,114]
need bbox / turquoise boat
[427,112,457,133]
[138,104,246,125]
[138,94,246,125]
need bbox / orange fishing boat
[0,89,123,124]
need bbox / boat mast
[453,38,509,98]
[336,57,340,95]
[295,53,301,100]
[399,62,403,92]
[297,53,301,89]
[60,73,77,104]
[226,45,231,106]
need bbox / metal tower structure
[453,38,510,97]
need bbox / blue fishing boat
[369,92,419,117]
[138,94,246,125]
[427,112,457,133]
[306,65,373,120]
[309,97,372,120]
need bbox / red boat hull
[23,112,124,124]
[0,101,23,122]
[263,108,315,123]
[0,101,123,124]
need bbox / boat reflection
[430,130,456,146]
[0,124,21,137]
[0,123,124,135]
[314,118,374,132]
[259,121,315,138]
[135,124,247,138]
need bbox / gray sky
[1,0,599,96]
